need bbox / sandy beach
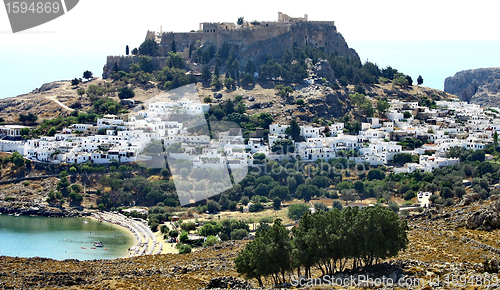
[91,212,172,257]
[153,230,179,254]
[85,215,137,250]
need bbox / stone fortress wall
[146,12,335,56]
[103,55,169,79]
[102,12,355,78]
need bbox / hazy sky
[1,0,499,45]
[0,0,499,95]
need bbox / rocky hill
[0,76,455,126]
[0,78,160,124]
[104,21,358,79]
[197,79,455,125]
[444,67,500,107]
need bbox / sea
[0,214,134,260]
[1,40,500,99]
[0,41,123,99]
[349,40,500,91]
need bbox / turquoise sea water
[0,41,123,99]
[1,40,499,98]
[0,215,134,260]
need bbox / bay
[0,214,134,261]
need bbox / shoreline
[0,201,165,258]
[91,212,163,257]
[0,202,89,218]
[0,214,134,261]
[86,214,137,257]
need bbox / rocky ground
[3,195,500,289]
[197,81,455,125]
[1,70,456,126]
[0,240,246,290]
[0,80,90,123]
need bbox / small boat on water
[93,241,103,247]
[14,213,20,217]
[83,220,88,224]
[81,247,86,249]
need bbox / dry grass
[4,199,500,289]
[0,241,246,290]
[401,202,500,266]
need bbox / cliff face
[238,22,358,65]
[444,68,500,106]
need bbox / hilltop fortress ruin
[146,12,315,56]
[103,12,358,78]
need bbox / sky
[1,0,499,96]
[2,0,500,43]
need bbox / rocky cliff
[103,22,359,78]
[444,67,500,106]
[238,22,359,65]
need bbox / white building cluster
[258,99,499,173]
[1,98,499,175]
[4,101,251,172]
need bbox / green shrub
[179,231,189,243]
[118,87,135,99]
[178,244,192,254]
[169,230,179,239]
[444,198,455,207]
[388,201,399,213]
[71,184,82,193]
[273,197,281,210]
[231,229,249,240]
[434,197,445,205]
[287,203,310,220]
[249,203,264,212]
[313,202,328,212]
[332,200,343,210]
[203,235,219,247]
[180,222,196,232]
[403,190,416,201]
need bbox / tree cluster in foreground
[235,206,408,287]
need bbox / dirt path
[45,95,74,111]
